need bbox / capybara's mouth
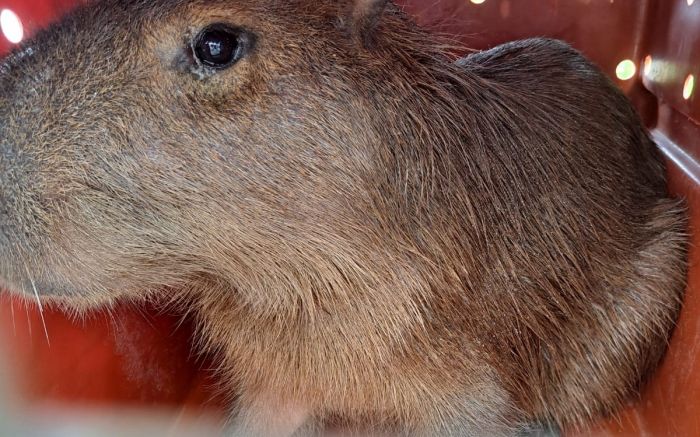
[0,271,25,296]
[0,258,29,296]
[0,268,59,299]
[0,277,15,295]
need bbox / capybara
[0,0,688,435]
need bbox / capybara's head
[0,0,443,306]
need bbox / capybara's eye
[192,24,247,69]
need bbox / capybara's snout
[0,7,174,300]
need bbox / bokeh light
[643,55,653,77]
[683,74,695,100]
[0,9,23,44]
[615,59,637,81]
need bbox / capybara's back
[0,0,687,435]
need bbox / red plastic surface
[0,0,699,434]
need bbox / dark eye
[193,24,246,69]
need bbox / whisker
[10,298,16,337]
[23,264,50,347]
[12,243,33,341]
[21,293,32,341]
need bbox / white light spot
[643,55,653,77]
[683,74,695,100]
[615,59,637,81]
[1,9,23,44]
[471,0,486,4]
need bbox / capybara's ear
[345,0,390,47]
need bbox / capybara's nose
[0,72,27,256]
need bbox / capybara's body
[0,0,688,435]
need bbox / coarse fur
[0,0,688,435]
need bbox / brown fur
[0,0,688,435]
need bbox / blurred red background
[0,0,698,435]
[0,0,78,53]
